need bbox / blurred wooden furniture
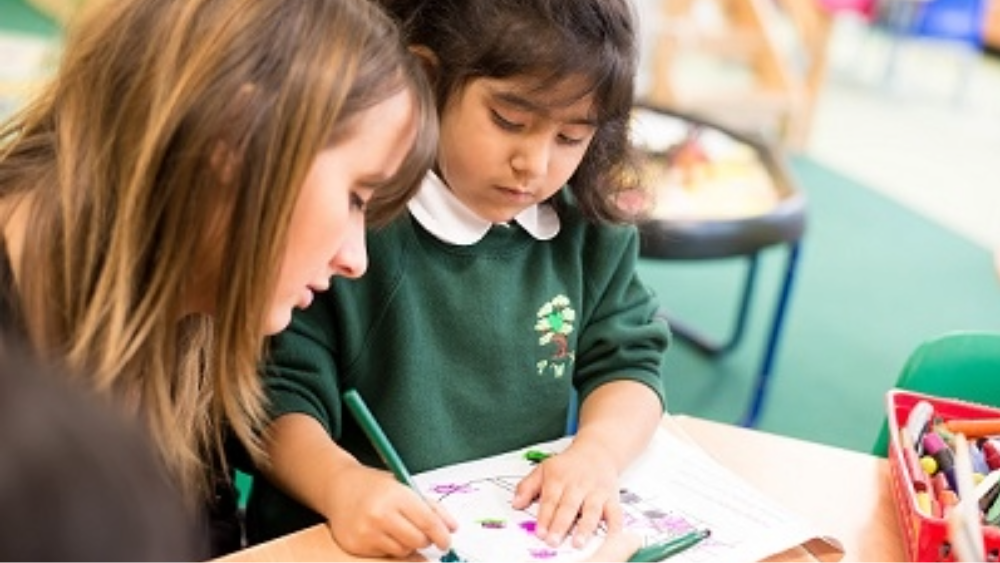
[644,0,834,151]
[985,0,1000,49]
[217,416,905,562]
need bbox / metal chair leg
[565,388,579,436]
[576,242,802,432]
[668,253,760,356]
[740,241,803,427]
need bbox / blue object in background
[876,0,987,104]
[910,0,987,45]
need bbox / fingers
[511,469,542,510]
[545,486,621,548]
[334,482,454,558]
[585,532,642,562]
[425,499,459,550]
[429,499,459,532]
[571,493,620,548]
[539,484,586,546]
[397,493,457,553]
[333,513,411,558]
[515,451,626,550]
[518,466,620,548]
[529,478,559,543]
[603,496,624,533]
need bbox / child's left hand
[511,441,622,548]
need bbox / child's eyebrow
[490,89,597,127]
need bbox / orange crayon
[938,489,959,517]
[944,418,1000,439]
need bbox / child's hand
[511,441,622,549]
[324,464,457,558]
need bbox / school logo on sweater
[535,295,576,378]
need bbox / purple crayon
[923,431,957,491]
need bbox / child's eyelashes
[491,108,589,147]
[349,192,369,213]
[557,134,586,146]
[491,109,522,131]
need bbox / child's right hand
[324,464,457,558]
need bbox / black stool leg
[740,241,802,428]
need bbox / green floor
[0,1,60,119]
[0,0,60,36]
[640,156,1000,454]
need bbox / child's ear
[408,44,440,82]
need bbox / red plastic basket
[886,389,1000,561]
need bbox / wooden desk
[671,416,904,561]
[217,416,905,562]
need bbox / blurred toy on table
[631,107,779,221]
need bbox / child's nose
[510,136,551,182]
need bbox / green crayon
[628,528,711,562]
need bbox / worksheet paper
[416,426,843,562]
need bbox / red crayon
[901,431,931,493]
[931,471,949,497]
[899,430,941,517]
[981,439,1000,471]
[930,471,959,517]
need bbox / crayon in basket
[949,432,985,562]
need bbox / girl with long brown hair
[0,0,436,555]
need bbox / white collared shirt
[407,172,560,245]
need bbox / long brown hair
[0,0,436,505]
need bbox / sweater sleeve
[574,225,672,409]
[263,296,344,438]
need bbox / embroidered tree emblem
[535,295,576,378]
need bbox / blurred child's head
[0,345,202,560]
[385,0,644,223]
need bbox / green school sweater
[246,195,671,543]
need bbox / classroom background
[2,0,999,456]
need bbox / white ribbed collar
[407,172,560,245]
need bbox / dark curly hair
[382,0,643,223]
